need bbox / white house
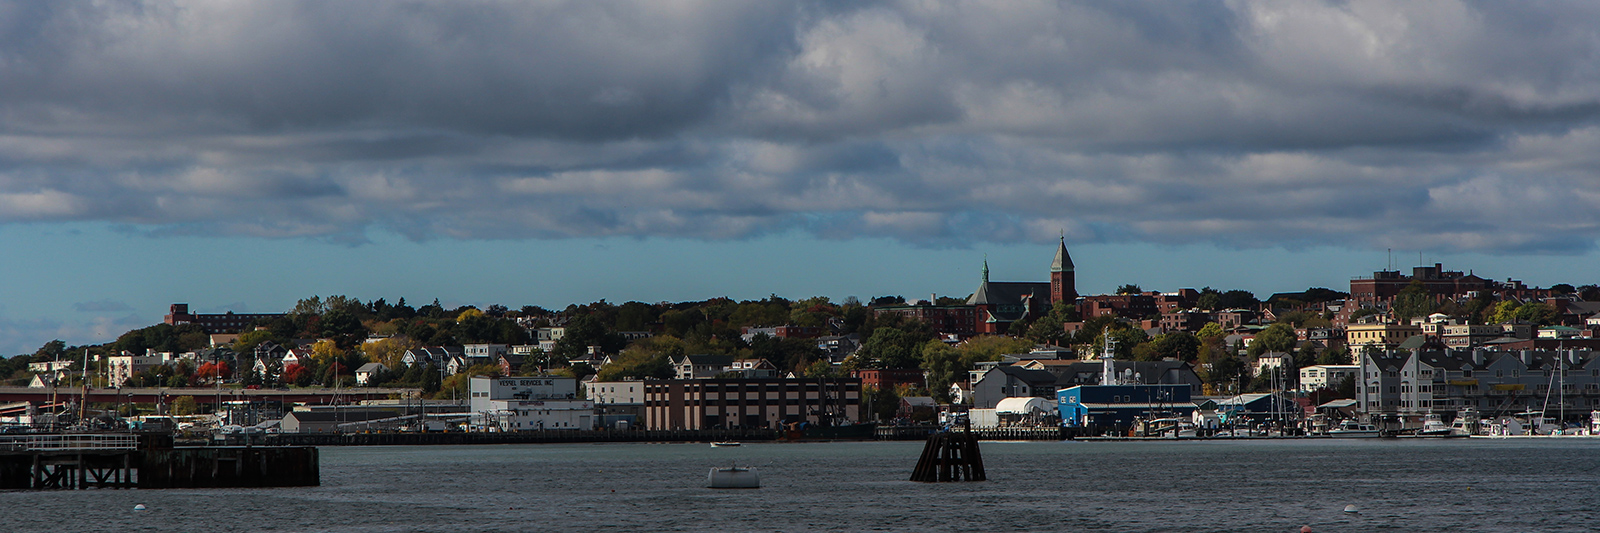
[354,363,389,386]
[1298,364,1359,391]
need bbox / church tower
[1050,237,1077,304]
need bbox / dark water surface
[5,438,1599,532]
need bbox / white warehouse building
[469,376,593,431]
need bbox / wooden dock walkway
[0,433,317,490]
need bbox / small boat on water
[710,441,741,447]
[1327,420,1381,438]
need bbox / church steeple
[1050,238,1077,305]
[1051,236,1074,273]
[982,257,990,283]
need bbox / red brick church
[967,239,1077,334]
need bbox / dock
[0,433,318,490]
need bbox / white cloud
[0,1,1597,253]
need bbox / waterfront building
[1358,347,1600,423]
[1021,359,1202,393]
[468,376,592,431]
[1215,393,1302,425]
[969,366,1057,409]
[281,410,400,433]
[642,377,861,430]
[585,379,645,429]
[1057,384,1194,430]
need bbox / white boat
[1327,420,1381,438]
[710,441,741,447]
[1415,414,1458,437]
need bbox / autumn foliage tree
[195,361,230,383]
[281,363,312,387]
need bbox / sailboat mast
[79,348,90,424]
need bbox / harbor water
[4,438,1599,532]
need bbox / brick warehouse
[643,377,861,430]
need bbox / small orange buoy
[1300,526,1313,533]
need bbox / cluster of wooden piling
[910,431,986,482]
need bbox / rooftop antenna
[1387,249,1392,270]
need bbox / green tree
[1317,345,1351,366]
[171,396,199,416]
[553,314,626,361]
[802,359,839,379]
[1248,323,1297,357]
[957,335,1033,363]
[1515,302,1559,326]
[1025,301,1079,344]
[1205,353,1247,394]
[33,340,67,360]
[615,301,658,331]
[859,327,930,369]
[1488,301,1519,324]
[919,340,963,403]
[1196,322,1225,341]
[1148,331,1201,362]
[1116,284,1143,295]
[867,386,900,421]
[1391,281,1435,323]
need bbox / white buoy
[1343,504,1359,513]
[707,466,759,489]
[133,504,147,511]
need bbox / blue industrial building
[1057,384,1194,429]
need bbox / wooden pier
[878,425,1088,441]
[0,433,318,490]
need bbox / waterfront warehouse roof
[995,396,1054,415]
[1316,399,1358,410]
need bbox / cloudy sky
[3,0,1600,355]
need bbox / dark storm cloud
[2,0,1600,253]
